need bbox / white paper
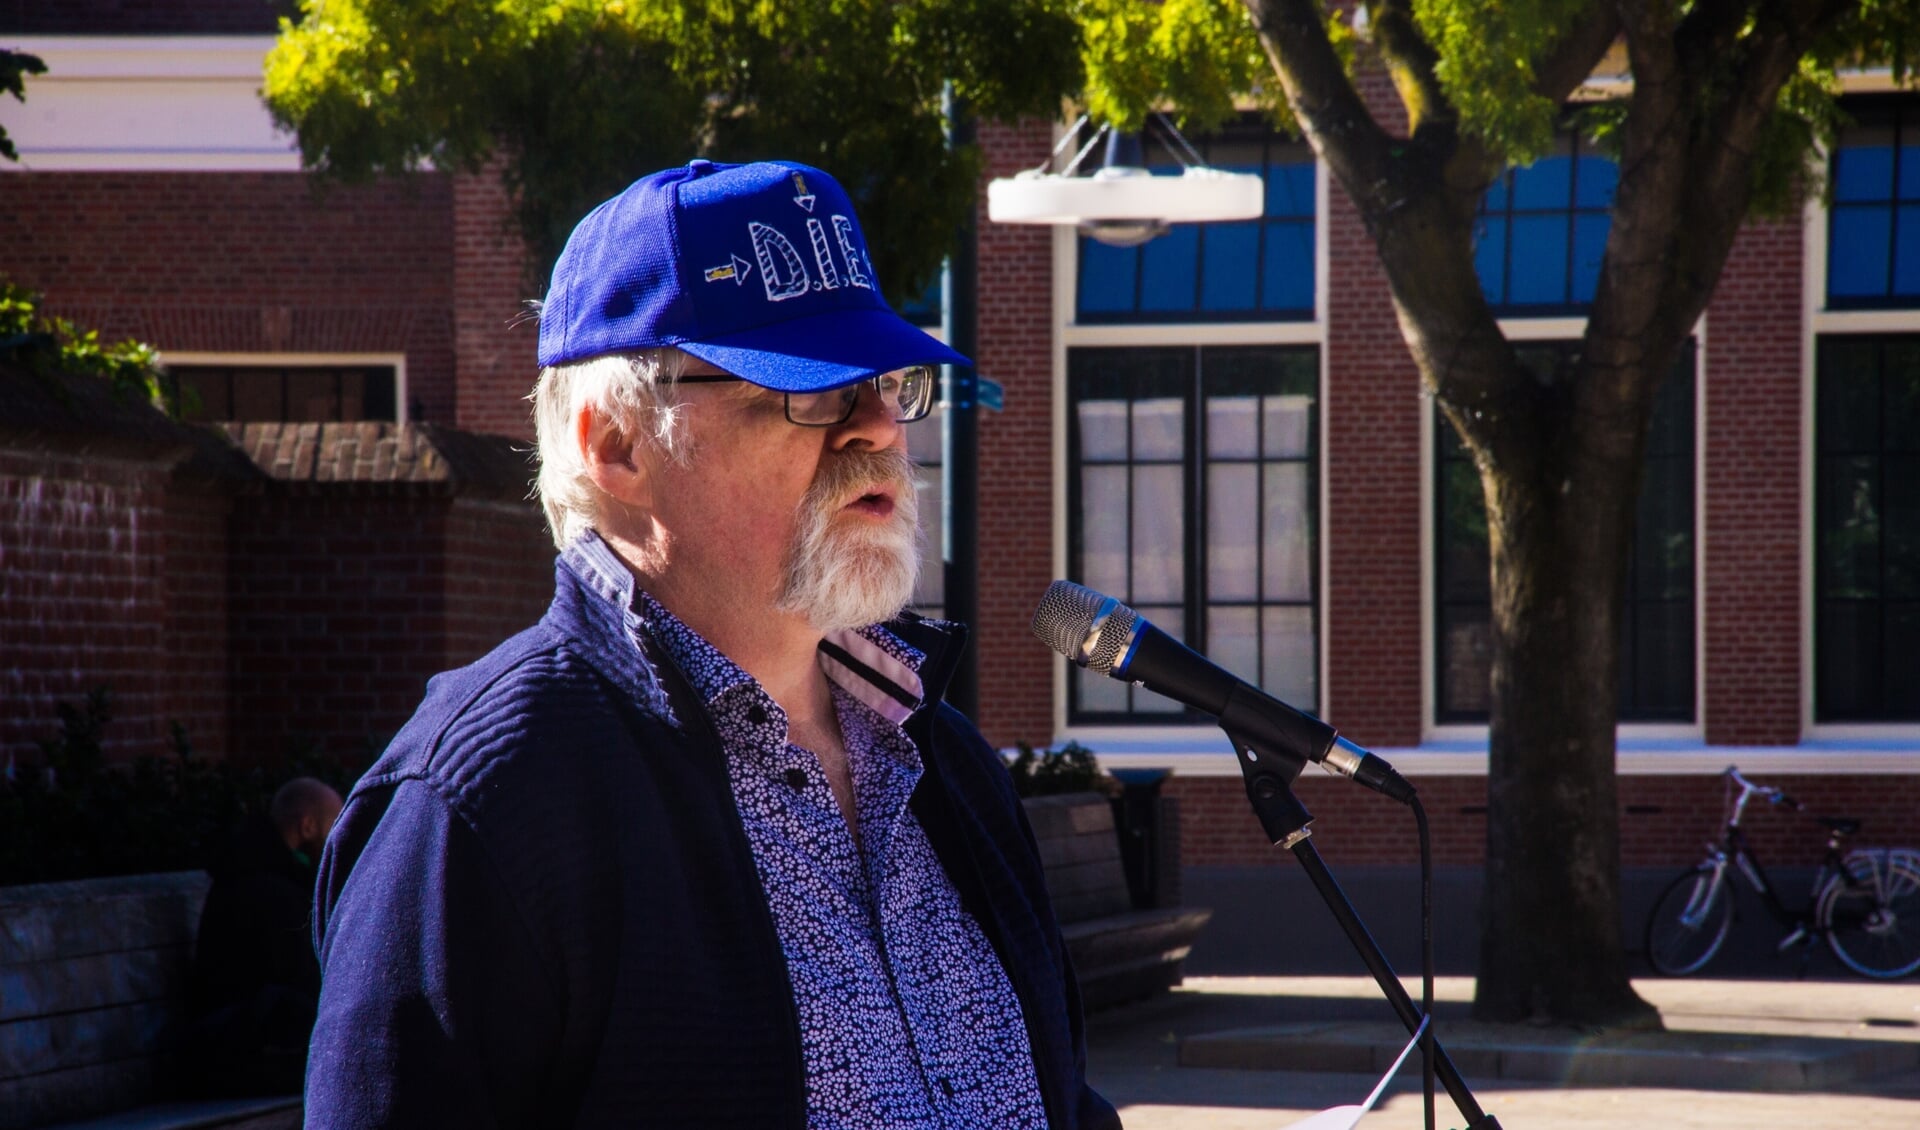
[1274,1014,1432,1130]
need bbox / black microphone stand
[1218,696,1502,1130]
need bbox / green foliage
[1003,740,1115,798]
[1076,0,1303,134]
[1410,0,1591,163]
[265,0,1084,296]
[0,689,363,888]
[0,48,46,163]
[0,282,180,417]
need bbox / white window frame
[159,351,410,424]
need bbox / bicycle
[1643,766,1920,979]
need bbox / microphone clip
[1219,683,1332,848]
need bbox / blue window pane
[1835,143,1895,203]
[1268,162,1315,218]
[1571,214,1610,303]
[1201,222,1260,311]
[1508,215,1569,304]
[1262,220,1314,311]
[1896,205,1920,297]
[1078,237,1138,314]
[1474,217,1508,304]
[1575,156,1618,209]
[1139,224,1201,312]
[1829,206,1893,299]
[1903,143,1920,202]
[1513,155,1573,210]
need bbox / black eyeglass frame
[675,365,937,426]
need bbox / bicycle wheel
[1645,864,1735,976]
[1820,850,1920,979]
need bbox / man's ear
[578,405,651,509]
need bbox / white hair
[530,347,692,549]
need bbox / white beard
[775,447,922,632]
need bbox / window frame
[160,352,410,424]
[1064,344,1321,726]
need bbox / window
[1435,342,1695,722]
[172,365,398,423]
[1828,98,1920,308]
[1815,336,1920,721]
[1067,346,1317,722]
[904,407,945,620]
[1075,121,1315,323]
[1475,133,1616,314]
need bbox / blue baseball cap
[538,159,969,391]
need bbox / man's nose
[828,380,905,451]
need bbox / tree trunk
[1467,375,1659,1027]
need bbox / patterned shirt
[567,534,1047,1129]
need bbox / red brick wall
[1171,772,1920,868]
[1320,69,1424,746]
[973,118,1060,749]
[225,493,451,764]
[161,484,232,756]
[443,498,555,669]
[1702,218,1803,743]
[0,449,172,765]
[452,160,540,439]
[0,172,459,424]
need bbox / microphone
[1031,580,1414,804]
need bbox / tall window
[1435,342,1695,722]
[1828,98,1920,308]
[1068,346,1317,722]
[1475,132,1616,314]
[172,364,398,423]
[1815,336,1920,721]
[1076,121,1315,323]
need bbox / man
[305,159,1118,1129]
[187,777,342,1095]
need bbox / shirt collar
[633,591,927,727]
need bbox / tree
[262,0,1085,300]
[1,48,47,163]
[1081,0,1917,1027]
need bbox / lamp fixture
[986,115,1264,247]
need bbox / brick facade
[0,172,459,424]
[973,118,1061,748]
[1702,217,1804,743]
[452,159,541,439]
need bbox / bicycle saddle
[1814,815,1861,835]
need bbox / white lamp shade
[987,166,1264,226]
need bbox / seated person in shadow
[183,776,342,1096]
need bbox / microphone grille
[1031,580,1139,675]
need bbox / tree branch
[1240,0,1397,207]
[1368,0,1453,135]
[1529,3,1623,105]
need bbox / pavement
[1085,866,1920,1127]
[1085,974,1920,1128]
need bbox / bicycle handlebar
[1725,765,1802,812]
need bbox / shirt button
[784,767,808,791]
[747,704,768,725]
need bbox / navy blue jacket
[305,557,1119,1129]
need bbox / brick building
[4,9,1915,870]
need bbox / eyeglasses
[677,365,937,427]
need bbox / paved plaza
[1086,975,1920,1129]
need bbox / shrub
[1003,741,1114,798]
[0,688,361,887]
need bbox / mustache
[805,446,919,510]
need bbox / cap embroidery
[791,171,816,212]
[750,221,812,302]
[704,254,753,286]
